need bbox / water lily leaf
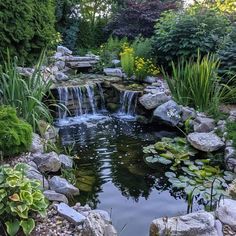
[157,157,172,165]
[223,171,236,181]
[178,175,189,182]
[183,160,194,166]
[165,172,176,178]
[188,165,199,171]
[159,152,174,159]
[169,177,187,188]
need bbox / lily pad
[165,172,176,178]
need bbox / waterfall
[118,91,138,117]
[56,82,107,123]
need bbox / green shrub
[131,37,153,59]
[0,53,53,131]
[120,45,134,78]
[0,106,32,157]
[163,52,236,115]
[153,6,231,68]
[0,163,48,235]
[0,0,57,65]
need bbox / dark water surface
[58,116,194,236]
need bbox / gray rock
[55,60,65,70]
[181,106,196,122]
[226,140,234,147]
[225,158,236,173]
[26,165,49,190]
[43,190,68,204]
[144,76,158,84]
[30,133,44,153]
[58,154,73,169]
[55,71,69,81]
[56,203,86,225]
[82,212,117,236]
[49,176,80,197]
[187,132,224,152]
[225,146,236,160]
[216,199,236,231]
[139,93,170,110]
[91,210,111,223]
[214,220,223,236]
[153,100,182,126]
[150,211,218,236]
[103,68,123,78]
[111,59,120,66]
[193,117,215,133]
[33,152,61,173]
[57,46,72,56]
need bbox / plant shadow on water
[58,117,203,236]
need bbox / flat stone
[153,100,182,126]
[139,93,170,110]
[49,176,80,197]
[30,133,44,153]
[193,117,215,133]
[150,211,218,236]
[33,152,61,173]
[43,190,68,204]
[58,154,73,169]
[103,68,123,78]
[56,203,86,225]
[187,132,224,152]
[144,76,158,84]
[216,199,236,231]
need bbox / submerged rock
[150,211,218,236]
[216,199,236,231]
[153,100,182,126]
[139,92,170,110]
[187,132,224,152]
[49,176,80,197]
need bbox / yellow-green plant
[0,164,48,236]
[134,57,160,81]
[120,44,134,77]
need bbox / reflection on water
[58,117,198,236]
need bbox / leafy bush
[0,164,48,235]
[131,37,153,59]
[0,53,53,131]
[0,0,57,65]
[153,7,231,68]
[163,52,236,115]
[226,122,236,148]
[105,0,178,39]
[120,45,135,77]
[0,106,32,157]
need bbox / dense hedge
[0,0,57,65]
[0,106,32,157]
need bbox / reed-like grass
[0,51,53,131]
[163,52,236,116]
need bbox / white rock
[187,132,224,152]
[216,199,236,231]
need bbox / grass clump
[226,122,236,148]
[0,106,32,157]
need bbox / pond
[58,116,204,236]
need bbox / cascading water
[56,82,107,125]
[118,90,138,118]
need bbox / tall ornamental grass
[0,52,53,131]
[163,52,236,115]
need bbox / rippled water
[58,117,199,236]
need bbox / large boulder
[32,152,61,173]
[139,93,170,110]
[58,154,73,169]
[187,132,224,152]
[153,100,182,126]
[216,199,236,231]
[49,176,80,197]
[43,190,68,204]
[150,211,218,236]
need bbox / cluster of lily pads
[143,137,236,208]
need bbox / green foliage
[0,163,48,235]
[226,122,236,148]
[153,7,231,68]
[120,45,134,77]
[163,52,236,115]
[0,0,57,65]
[0,53,53,131]
[131,37,153,59]
[0,106,32,157]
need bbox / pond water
[58,116,203,236]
